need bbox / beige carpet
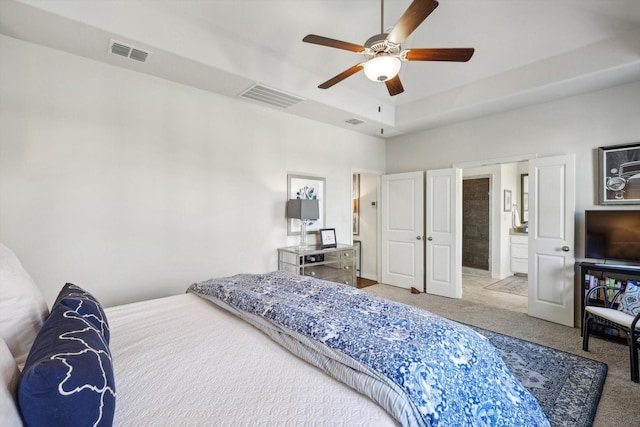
[362,284,639,427]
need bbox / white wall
[387,80,640,261]
[0,35,386,307]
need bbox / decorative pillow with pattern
[54,283,110,342]
[618,280,640,317]
[18,301,115,427]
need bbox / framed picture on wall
[598,143,640,204]
[504,189,512,212]
[287,174,325,235]
[320,228,337,248]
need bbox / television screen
[585,210,640,264]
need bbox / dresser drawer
[509,233,528,274]
[324,249,352,262]
[511,258,528,274]
[511,234,528,245]
[511,244,528,259]
[326,272,355,286]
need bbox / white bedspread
[106,293,397,426]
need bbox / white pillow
[0,338,23,426]
[0,243,49,366]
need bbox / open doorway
[460,162,528,313]
[462,177,490,271]
[353,172,379,288]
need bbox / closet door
[381,171,424,290]
[426,168,462,298]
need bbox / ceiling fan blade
[385,75,404,96]
[387,0,439,45]
[303,34,365,53]
[318,63,364,89]
[405,48,475,62]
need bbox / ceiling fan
[302,0,474,96]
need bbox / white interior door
[381,171,424,290]
[528,154,576,327]
[426,168,462,298]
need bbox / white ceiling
[1,0,640,138]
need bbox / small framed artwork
[598,143,640,204]
[320,228,337,248]
[504,189,512,212]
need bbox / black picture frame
[320,228,337,248]
[598,143,640,204]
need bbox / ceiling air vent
[345,118,365,125]
[108,39,151,63]
[240,84,304,109]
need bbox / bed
[107,292,395,425]
[1,242,550,426]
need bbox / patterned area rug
[485,275,528,296]
[471,325,607,427]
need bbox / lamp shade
[363,56,401,82]
[287,199,319,220]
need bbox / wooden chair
[582,285,640,382]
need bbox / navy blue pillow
[55,283,110,343]
[18,302,115,427]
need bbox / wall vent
[108,39,151,63]
[240,84,304,109]
[345,118,365,125]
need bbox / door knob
[561,246,570,252]
[427,237,433,241]
[416,236,422,240]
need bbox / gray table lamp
[288,199,320,248]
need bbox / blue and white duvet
[188,271,549,427]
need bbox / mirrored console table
[278,244,356,287]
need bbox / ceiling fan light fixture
[363,55,401,82]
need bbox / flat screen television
[585,210,640,264]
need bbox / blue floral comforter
[188,271,549,427]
